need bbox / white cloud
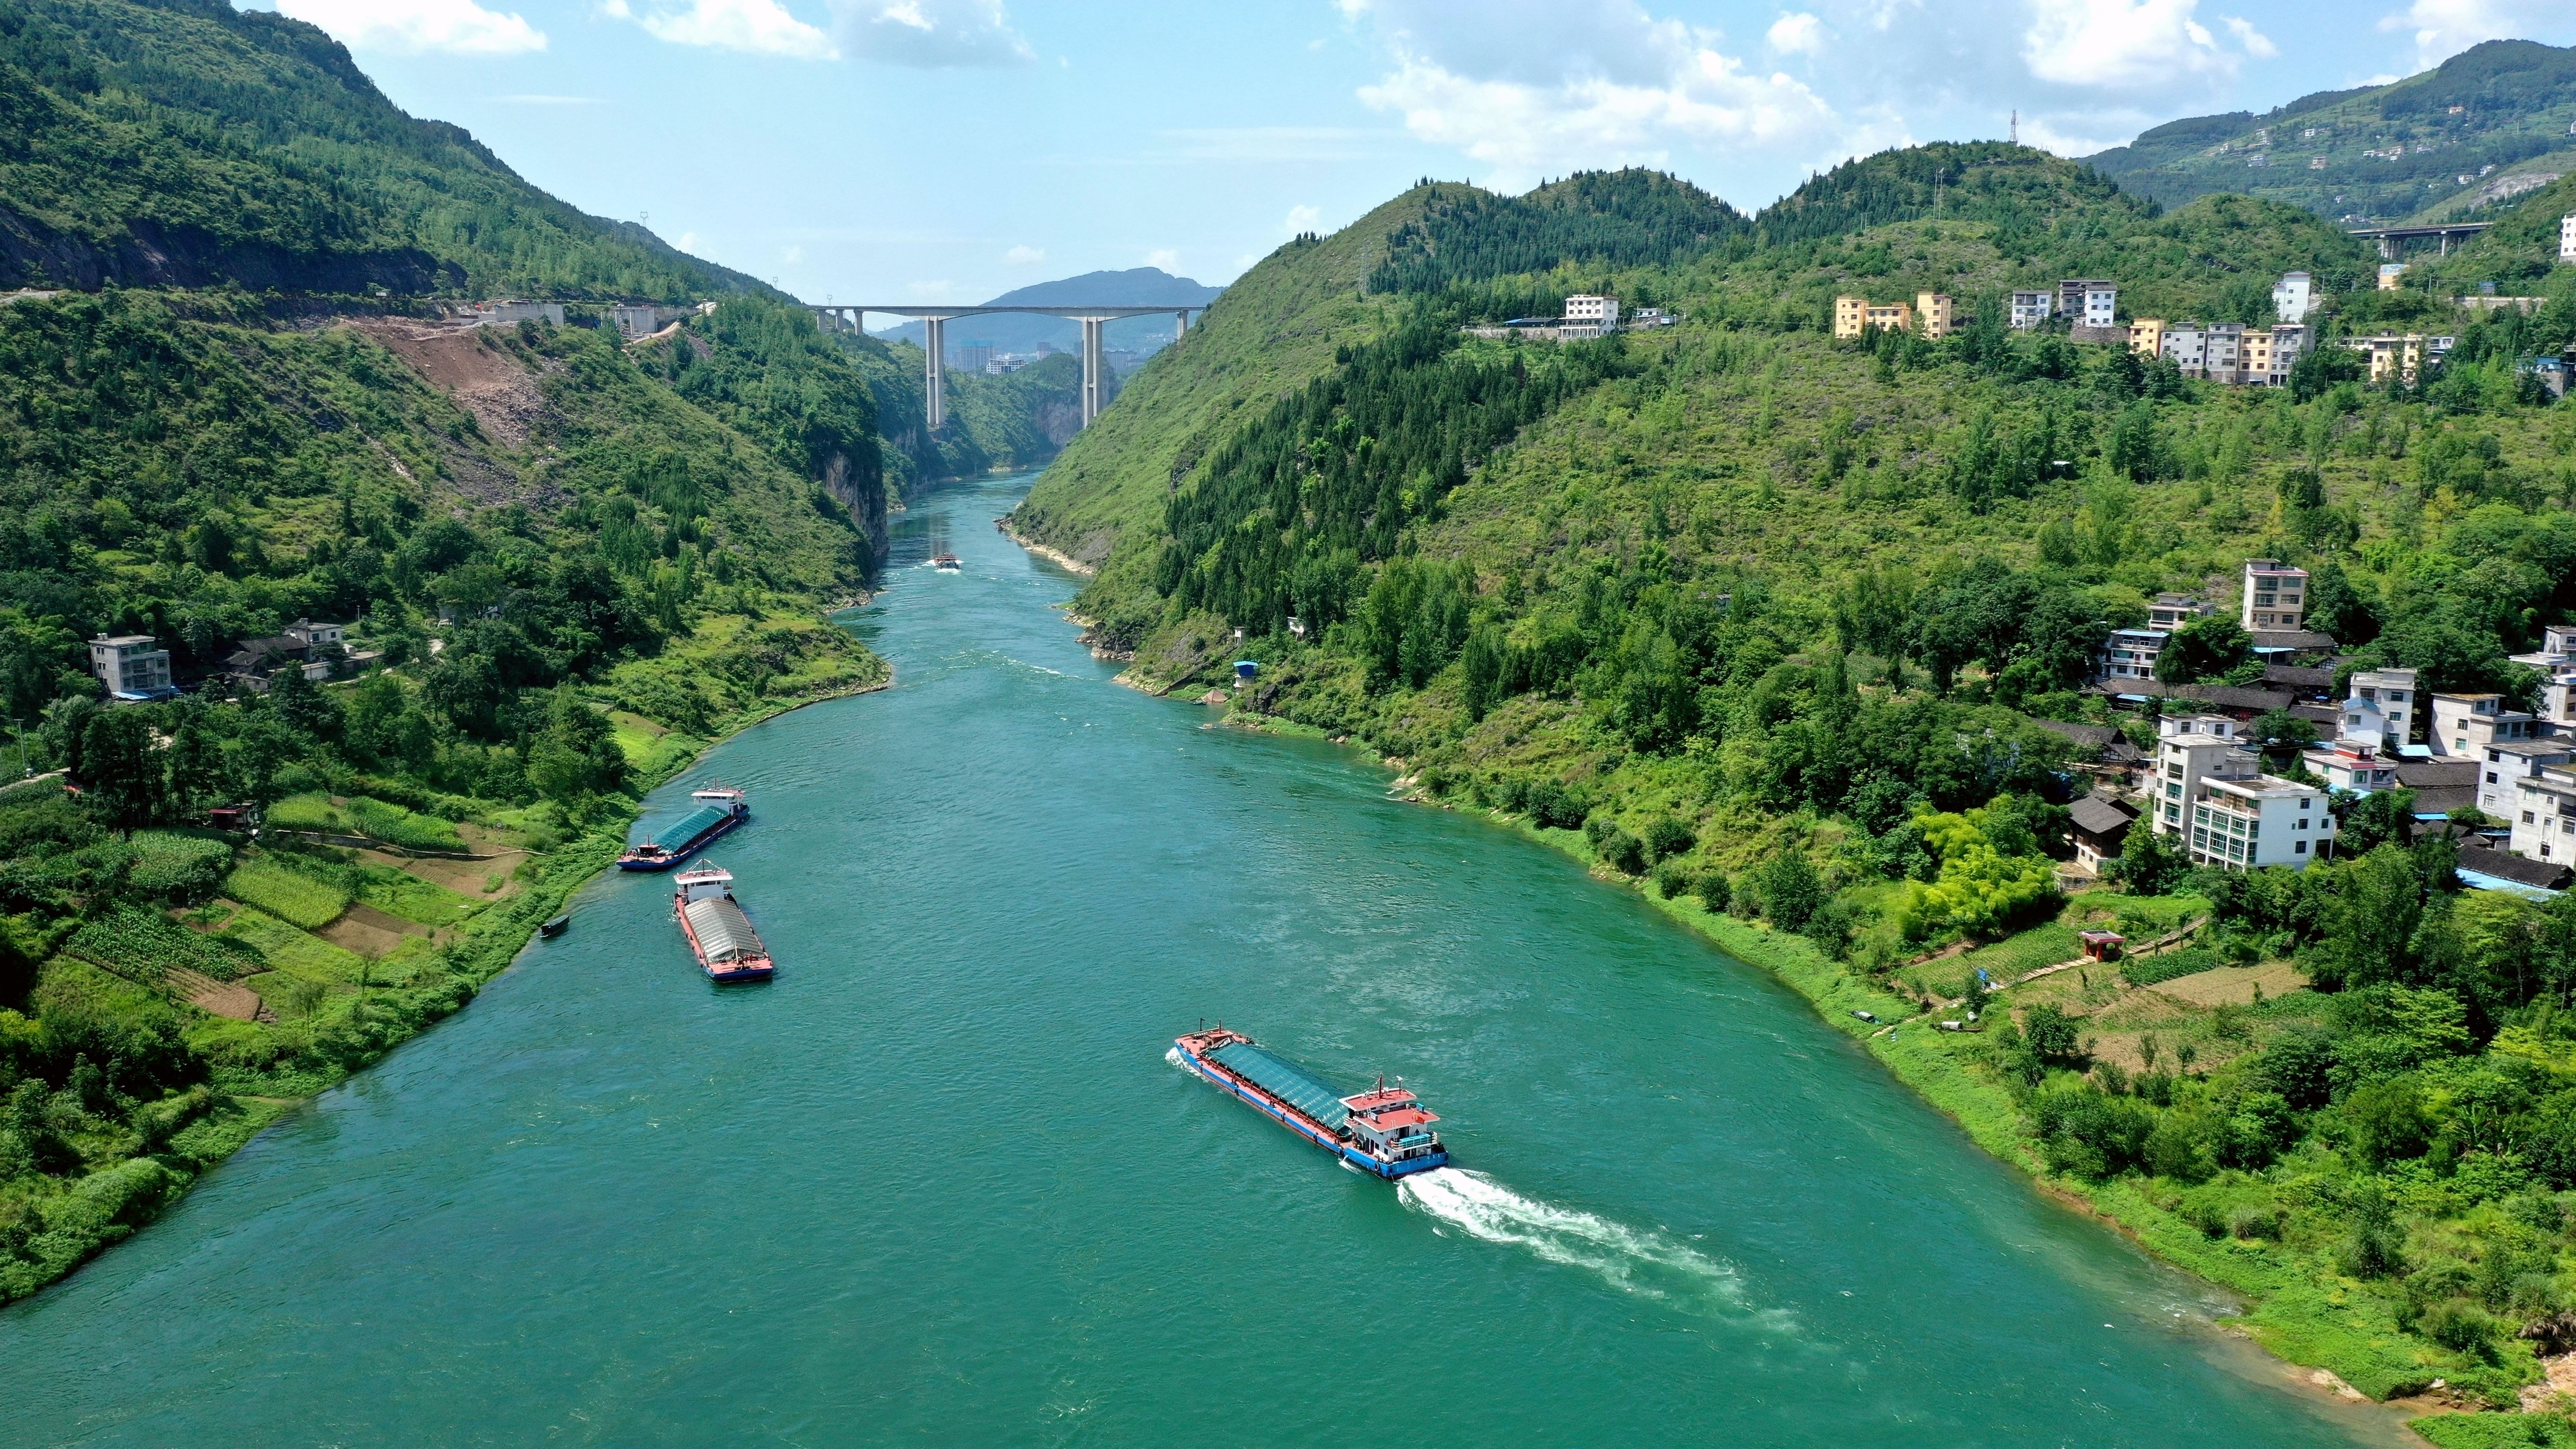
[905,279,959,300]
[1767,11,1825,54]
[1284,204,1322,233]
[277,0,545,54]
[2020,0,2260,90]
[1344,0,1843,189]
[2221,15,2276,58]
[1145,249,1182,270]
[1005,244,1046,265]
[2379,0,2560,69]
[829,0,1033,66]
[783,244,806,264]
[606,0,837,58]
[678,232,705,254]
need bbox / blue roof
[634,801,730,848]
[1208,1040,1349,1129]
[2459,869,2560,901]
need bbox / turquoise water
[2,475,2406,1447]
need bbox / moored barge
[1173,1027,1449,1178]
[674,863,773,983]
[619,785,749,870]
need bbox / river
[1,473,2407,1447]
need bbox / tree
[2108,819,2190,896]
[2156,615,2250,684]
[524,686,628,803]
[2339,789,2417,856]
[1754,849,1824,932]
[161,710,226,818]
[76,708,162,837]
[2304,559,2378,645]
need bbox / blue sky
[252,0,2576,305]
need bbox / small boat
[539,914,570,939]
[619,785,749,871]
[1173,1027,1449,1179]
[929,553,961,571]
[673,863,772,984]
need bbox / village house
[2347,667,2421,748]
[2240,559,2308,631]
[2431,692,2536,757]
[88,635,174,700]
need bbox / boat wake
[1397,1167,1778,1323]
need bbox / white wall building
[2511,623,2576,731]
[2349,668,2421,747]
[2148,593,2211,630]
[2190,773,2334,869]
[2149,715,2253,839]
[89,635,172,697]
[2242,559,2309,631]
[2562,211,2576,264]
[2164,321,2245,381]
[2431,692,2537,757]
[2512,767,2576,863]
[1563,295,1621,327]
[2097,628,2168,682]
[2273,271,2314,325]
[2009,291,2052,330]
[2484,741,2573,820]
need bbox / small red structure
[206,803,256,831]
[2079,930,2126,963]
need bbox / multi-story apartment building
[2483,741,2574,820]
[88,635,173,698]
[2097,628,2168,682]
[2148,593,2212,630]
[2149,715,2252,838]
[2562,210,2576,263]
[2164,321,2245,382]
[1914,292,1957,339]
[2009,290,2052,330]
[2241,324,2310,386]
[1564,295,1621,328]
[2344,333,2454,386]
[2303,732,2398,793]
[1832,296,1913,339]
[2348,668,2421,747]
[2512,765,2576,862]
[2128,319,2166,358]
[2189,773,2335,869]
[2059,280,2117,325]
[2241,559,2308,630]
[2273,271,2314,324]
[2431,692,2537,757]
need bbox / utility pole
[2010,109,2019,146]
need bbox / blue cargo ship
[619,786,749,871]
[1174,1027,1449,1178]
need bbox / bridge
[812,305,1206,432]
[2345,221,2492,258]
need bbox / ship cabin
[1340,1084,1442,1165]
[674,864,735,906]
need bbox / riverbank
[0,660,892,1310]
[994,516,1096,576]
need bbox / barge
[674,863,773,983]
[619,785,749,871]
[1173,1027,1449,1178]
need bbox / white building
[462,301,565,327]
[2510,623,2576,731]
[2242,559,2309,631]
[2149,715,2252,839]
[2148,593,2212,630]
[89,635,172,698]
[2190,773,2335,869]
[2431,692,2537,757]
[2484,741,2573,820]
[2164,321,2245,381]
[2009,290,2052,330]
[2349,668,2421,748]
[2059,279,2117,327]
[2272,271,2314,325]
[2097,628,2168,682]
[1563,295,1621,328]
[2562,211,2576,264]
[2512,767,2576,863]
[285,619,346,651]
[2305,733,2397,794]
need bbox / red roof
[1342,1088,1416,1111]
[1364,1107,1438,1129]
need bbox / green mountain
[0,0,760,299]
[2087,39,2576,222]
[0,0,901,1305]
[1012,146,2576,1426]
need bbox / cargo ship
[1173,1027,1449,1178]
[618,785,748,870]
[930,553,961,571]
[673,863,772,983]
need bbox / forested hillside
[2088,40,2576,222]
[0,0,759,298]
[1013,149,2576,1433]
[0,2,898,1305]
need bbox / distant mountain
[869,267,1224,361]
[2085,39,2576,222]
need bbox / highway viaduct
[811,305,1206,432]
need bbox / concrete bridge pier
[1079,317,1106,428]
[924,315,947,431]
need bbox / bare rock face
[819,449,891,571]
[1198,689,1228,706]
[0,203,463,294]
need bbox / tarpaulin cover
[1208,1040,1348,1129]
[636,802,730,849]
[682,896,764,963]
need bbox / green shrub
[126,833,233,904]
[2410,1413,2576,1449]
[223,859,350,929]
[345,797,464,852]
[1696,870,1732,914]
[2122,946,2217,986]
[1641,816,1695,862]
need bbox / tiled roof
[2033,720,2119,748]
[2396,760,2480,789]
[2459,845,2571,890]
[2069,794,2138,835]
[2248,629,2340,652]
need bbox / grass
[222,858,350,930]
[218,907,369,985]
[356,866,482,927]
[268,793,467,853]
[2412,1413,2576,1449]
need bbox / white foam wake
[1397,1167,1771,1321]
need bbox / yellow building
[2345,333,2433,385]
[1833,294,1914,339]
[1915,292,1957,338]
[2127,319,2165,358]
[2378,262,2409,290]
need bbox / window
[2528,810,2540,824]
[2488,773,2499,784]
[2295,840,2308,854]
